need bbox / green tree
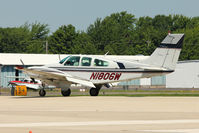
[171,15,190,31]
[24,22,49,53]
[87,11,136,54]
[0,22,49,53]
[177,26,199,60]
[30,22,49,40]
[186,17,199,29]
[135,16,158,55]
[0,12,199,61]
[0,27,29,53]
[49,24,77,54]
[71,32,97,54]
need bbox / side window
[94,59,109,67]
[81,57,92,66]
[64,56,80,66]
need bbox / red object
[10,81,39,85]
[15,66,24,69]
[29,131,32,133]
[168,30,171,34]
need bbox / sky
[0,0,198,32]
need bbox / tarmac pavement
[0,96,199,133]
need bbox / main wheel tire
[61,89,71,96]
[89,88,99,96]
[39,89,46,97]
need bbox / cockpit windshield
[59,56,71,64]
[64,56,80,66]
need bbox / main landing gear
[61,88,71,96]
[39,83,46,97]
[89,85,102,96]
[39,89,46,97]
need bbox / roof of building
[0,53,68,65]
[1,53,196,66]
[178,60,199,64]
[0,53,150,66]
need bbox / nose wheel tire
[61,89,71,96]
[39,89,46,97]
[89,88,99,96]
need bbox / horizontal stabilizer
[159,34,184,48]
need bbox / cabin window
[59,56,70,64]
[64,56,80,66]
[94,59,109,67]
[81,57,92,66]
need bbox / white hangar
[166,60,199,88]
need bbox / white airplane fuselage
[26,53,175,87]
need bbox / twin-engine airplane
[17,33,184,97]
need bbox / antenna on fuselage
[20,59,25,66]
[105,51,109,56]
[58,55,61,61]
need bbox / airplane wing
[17,66,96,88]
[66,77,95,88]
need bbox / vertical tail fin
[142,34,184,70]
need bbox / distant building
[166,60,199,88]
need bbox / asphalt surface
[0,96,199,133]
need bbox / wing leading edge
[17,66,96,88]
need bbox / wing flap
[66,76,96,88]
